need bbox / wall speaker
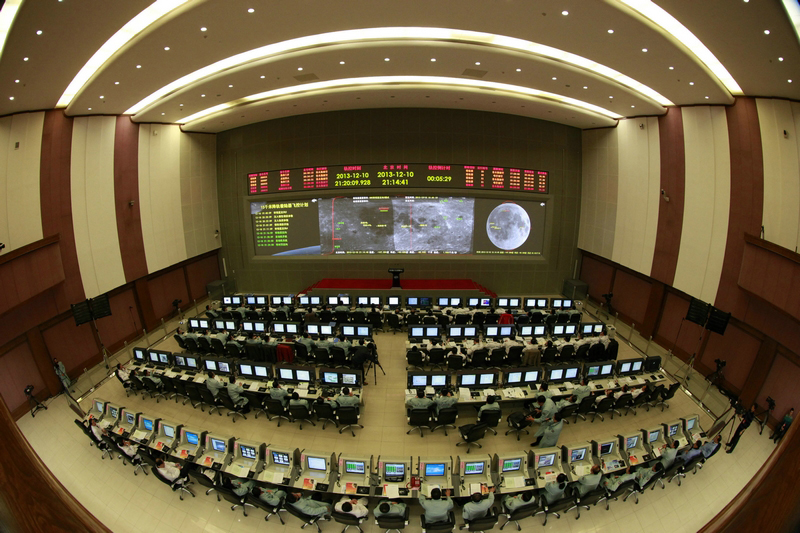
[686,298,711,326]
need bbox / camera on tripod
[714,358,726,369]
[24,385,34,396]
[766,396,776,411]
[172,299,182,309]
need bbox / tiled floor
[17,321,776,533]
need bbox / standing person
[726,404,756,453]
[772,408,794,443]
[53,358,73,393]
[532,413,564,448]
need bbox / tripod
[753,403,774,435]
[25,386,47,418]
[708,405,738,445]
[364,355,385,385]
[707,365,726,390]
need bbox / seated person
[229,476,255,497]
[226,375,250,412]
[116,363,130,382]
[335,387,360,408]
[118,439,142,463]
[205,371,224,398]
[631,384,648,399]
[537,382,553,399]
[334,496,369,518]
[595,389,614,404]
[604,465,636,492]
[334,334,352,355]
[478,395,501,417]
[701,435,723,459]
[419,488,453,524]
[502,491,535,512]
[635,462,663,488]
[270,380,289,407]
[575,465,603,495]
[679,440,704,462]
[525,395,556,423]
[406,388,433,411]
[88,418,107,442]
[573,379,591,402]
[142,370,162,389]
[155,458,188,485]
[555,395,577,410]
[462,487,495,522]
[245,332,263,345]
[315,336,334,354]
[286,492,332,517]
[613,385,631,400]
[255,485,286,507]
[433,388,458,415]
[289,391,310,410]
[660,440,680,469]
[315,395,339,410]
[297,333,316,352]
[542,473,569,503]
[373,499,407,519]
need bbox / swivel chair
[407,409,432,437]
[421,511,456,533]
[457,423,489,453]
[337,406,363,437]
[432,407,458,436]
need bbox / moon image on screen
[486,203,531,250]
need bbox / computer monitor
[189,319,200,328]
[600,364,614,377]
[345,460,365,474]
[231,296,242,305]
[185,431,199,445]
[282,297,292,305]
[448,326,463,338]
[425,327,438,337]
[369,296,381,305]
[593,324,604,334]
[223,297,232,305]
[255,322,266,332]
[468,298,480,307]
[549,368,564,381]
[533,325,546,336]
[225,320,235,331]
[523,370,539,384]
[198,319,209,329]
[210,438,226,453]
[388,296,400,307]
[501,458,522,472]
[279,368,294,380]
[241,445,257,460]
[626,436,639,449]
[425,463,446,476]
[296,369,312,382]
[109,406,118,419]
[552,324,565,336]
[163,424,175,439]
[438,297,449,306]
[205,360,217,371]
[631,360,643,372]
[257,296,268,305]
[272,451,291,465]
[582,324,593,334]
[564,367,579,380]
[463,461,484,475]
[497,298,509,308]
[685,417,697,431]
[323,372,338,384]
[484,326,499,337]
[451,297,461,307]
[214,320,225,330]
[600,442,614,455]
[518,325,533,337]
[464,326,478,337]
[384,462,405,482]
[411,375,428,387]
[410,327,424,338]
[524,298,536,309]
[649,430,660,442]
[174,355,186,367]
[243,322,254,332]
[619,362,632,374]
[480,298,491,307]
[320,324,334,336]
[327,296,338,306]
[254,365,269,378]
[142,418,154,431]
[536,299,548,308]
[340,296,351,306]
[342,373,358,385]
[570,448,586,462]
[218,361,231,373]
[430,374,447,387]
[125,412,136,425]
[273,323,285,333]
[460,374,477,386]
[342,325,355,336]
[307,324,319,335]
[148,351,159,363]
[506,371,522,384]
[479,373,495,385]
[239,363,253,376]
[186,357,198,369]
[246,296,256,305]
[586,364,600,377]
[552,299,562,308]
[499,325,514,337]
[286,323,299,334]
[564,324,577,335]
[537,453,556,468]
[407,297,418,307]
[158,352,170,364]
[563,300,573,308]
[668,424,679,437]
[357,326,370,337]
[307,456,327,471]
[300,296,311,306]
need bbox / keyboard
[471,391,480,398]
[258,387,267,392]
[184,371,196,377]
[243,384,251,390]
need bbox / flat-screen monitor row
[413,323,576,339]
[225,294,574,309]
[277,366,361,386]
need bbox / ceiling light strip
[617,0,742,95]
[57,0,189,108]
[0,0,23,62]
[177,76,624,124]
[126,26,673,115]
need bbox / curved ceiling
[0,0,798,133]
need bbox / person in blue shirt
[462,487,495,522]
[680,440,705,462]
[701,435,723,459]
[478,395,502,417]
[502,491,535,512]
[286,492,331,517]
[419,488,453,524]
[373,499,406,519]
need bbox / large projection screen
[251,195,546,256]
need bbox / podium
[388,268,404,288]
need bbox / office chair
[423,315,438,325]
[420,511,456,533]
[499,501,538,531]
[294,342,311,363]
[629,470,666,502]
[596,479,638,508]
[142,378,167,402]
[292,311,305,322]
[484,313,499,325]
[469,350,488,369]
[489,349,506,368]
[369,312,385,332]
[644,385,665,410]
[247,492,287,524]
[196,336,212,353]
[243,343,264,362]
[534,491,576,526]
[544,315,557,329]
[332,510,366,533]
[575,343,590,361]
[567,486,605,519]
[605,339,619,359]
[587,343,605,362]
[556,404,579,424]
[454,314,470,325]
[115,371,133,397]
[169,376,191,405]
[427,348,447,370]
[447,355,465,371]
[335,310,350,324]
[664,458,686,486]
[275,310,288,321]
[610,393,633,419]
[471,312,485,326]
[655,382,681,411]
[337,406,363,437]
[375,504,410,532]
[319,310,333,323]
[559,344,575,361]
[217,389,247,422]
[682,454,705,476]
[406,314,421,327]
[457,423,489,453]
[529,311,544,324]
[462,507,499,531]
[245,310,260,320]
[264,398,291,426]
[627,390,649,415]
[407,409,432,437]
[225,343,243,358]
[406,350,426,370]
[515,315,530,325]
[314,348,332,367]
[478,409,503,435]
[555,313,569,324]
[504,412,531,441]
[100,434,121,461]
[432,407,458,436]
[197,386,222,415]
[261,310,274,324]
[589,396,615,422]
[573,396,595,422]
[289,404,317,430]
[506,346,523,367]
[218,484,256,516]
[541,346,559,365]
[331,346,349,368]
[174,334,188,350]
[220,311,233,320]
[437,314,450,327]
[183,337,199,354]
[312,401,338,429]
[151,466,195,500]
[188,468,219,500]
[244,392,267,418]
[209,338,226,356]
[387,313,403,333]
[285,501,329,532]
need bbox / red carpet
[303,278,496,297]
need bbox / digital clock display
[247,163,548,195]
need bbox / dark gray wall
[216,108,582,295]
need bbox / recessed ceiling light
[552,77,557,80]
[161,112,165,115]
[631,105,635,108]
[778,57,784,61]
[36,30,42,35]
[201,94,205,97]
[608,29,614,34]
[200,27,207,32]
[764,30,770,35]
[583,86,588,89]
[23,57,28,61]
[790,79,794,83]
[8,96,13,100]
[669,66,674,70]
[114,81,119,85]
[339,61,345,65]
[297,67,303,71]
[99,95,104,99]
[384,57,390,61]
[705,96,710,99]
[179,103,184,106]
[516,68,521,72]
[609,95,614,98]
[689,81,694,85]
[136,64,141,68]
[744,0,749,2]
[260,75,265,78]
[475,61,480,65]
[228,84,233,88]
[562,10,569,15]
[642,48,648,52]
[14,79,18,83]
[247,8,254,13]
[431,58,436,62]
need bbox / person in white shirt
[631,385,647,399]
[116,364,130,382]
[502,337,521,354]
[119,439,141,463]
[155,458,187,485]
[89,418,107,442]
[595,389,614,403]
[613,385,631,400]
[465,338,484,356]
[335,496,369,518]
